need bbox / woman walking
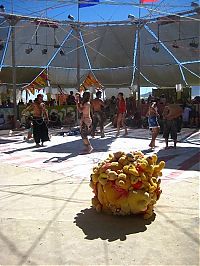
[116,92,128,137]
[146,101,160,149]
[76,91,93,153]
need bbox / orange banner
[80,73,102,91]
[24,71,49,95]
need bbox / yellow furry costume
[90,151,164,219]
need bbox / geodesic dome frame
[0,7,199,89]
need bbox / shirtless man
[162,103,183,149]
[22,94,49,147]
[91,91,105,138]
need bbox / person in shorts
[76,91,93,153]
[115,92,128,137]
[146,102,160,148]
[162,103,183,149]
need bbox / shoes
[164,146,171,150]
[101,133,105,138]
[35,143,41,148]
[88,146,94,153]
[115,132,119,137]
[80,146,94,155]
[149,142,155,148]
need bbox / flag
[79,0,99,8]
[141,0,158,3]
[80,72,102,91]
[23,71,49,95]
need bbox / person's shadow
[74,207,155,242]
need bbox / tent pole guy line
[145,25,189,86]
[22,28,73,89]
[0,25,11,70]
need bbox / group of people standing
[75,91,128,153]
[21,90,184,153]
[146,101,183,149]
[21,90,128,152]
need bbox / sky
[1,0,199,23]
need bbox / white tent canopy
[0,9,199,88]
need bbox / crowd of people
[1,89,200,153]
[74,91,200,152]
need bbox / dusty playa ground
[0,127,199,265]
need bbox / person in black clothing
[67,91,76,105]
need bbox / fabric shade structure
[0,8,199,89]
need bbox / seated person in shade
[67,91,76,105]
[0,114,5,126]
[49,112,61,127]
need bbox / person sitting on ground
[0,114,5,126]
[49,112,61,127]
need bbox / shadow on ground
[0,138,21,144]
[74,207,155,242]
[141,146,200,171]
[39,136,115,154]
[41,136,116,163]
[157,146,199,171]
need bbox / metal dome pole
[77,5,81,92]
[11,18,18,127]
[10,0,18,128]
[137,0,142,110]
[76,26,81,91]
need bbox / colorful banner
[23,71,49,95]
[19,105,77,125]
[80,72,103,91]
[79,0,99,8]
